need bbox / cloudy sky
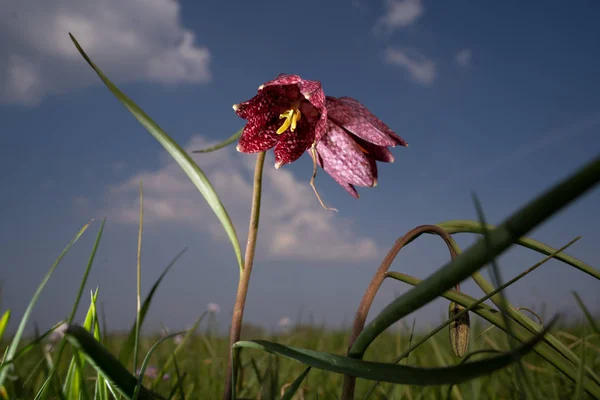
[1,0,599,334]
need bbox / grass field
[1,35,599,400]
[2,312,598,399]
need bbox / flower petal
[260,73,303,89]
[351,135,395,163]
[326,96,398,147]
[368,158,378,186]
[235,86,297,119]
[316,121,375,187]
[314,149,360,198]
[337,96,408,146]
[237,120,280,153]
[273,118,316,168]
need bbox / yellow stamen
[276,108,302,134]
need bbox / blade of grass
[281,367,311,400]
[150,312,207,390]
[0,321,69,374]
[134,181,143,375]
[386,272,600,398]
[133,332,184,400]
[63,289,99,400]
[0,311,9,344]
[0,220,92,389]
[118,248,188,364]
[574,321,587,400]
[192,128,243,153]
[233,321,553,393]
[92,292,109,400]
[572,292,600,334]
[65,325,159,400]
[466,267,600,386]
[171,354,185,400]
[434,231,600,387]
[69,33,243,273]
[350,155,600,358]
[36,219,105,400]
[472,193,534,398]
[436,220,600,281]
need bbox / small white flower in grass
[174,334,184,345]
[49,322,68,343]
[278,317,292,330]
[207,302,220,313]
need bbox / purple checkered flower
[314,96,408,198]
[234,74,327,169]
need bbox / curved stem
[341,225,457,400]
[223,152,266,400]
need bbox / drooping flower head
[314,96,408,198]
[234,74,327,168]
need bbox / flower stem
[223,151,266,400]
[341,225,457,400]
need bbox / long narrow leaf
[436,220,600,281]
[192,128,243,153]
[133,332,184,400]
[572,292,600,334]
[386,272,600,398]
[351,156,600,357]
[0,221,91,388]
[119,248,187,364]
[234,322,553,387]
[65,325,159,400]
[281,367,310,400]
[63,289,99,400]
[0,311,9,344]
[69,34,243,272]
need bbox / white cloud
[375,0,424,33]
[385,48,437,85]
[455,49,472,67]
[0,0,211,106]
[88,135,380,262]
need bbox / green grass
[2,317,599,399]
[0,33,599,400]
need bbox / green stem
[133,181,143,375]
[223,152,266,400]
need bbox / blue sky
[1,0,599,335]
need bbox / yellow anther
[276,108,302,134]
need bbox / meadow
[1,34,599,400]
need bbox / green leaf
[63,289,99,400]
[233,323,553,388]
[351,155,600,358]
[572,291,600,334]
[119,248,187,364]
[436,220,600,281]
[0,321,68,374]
[0,311,10,343]
[386,271,600,398]
[90,289,109,400]
[281,367,310,400]
[192,128,243,153]
[65,325,160,400]
[69,33,243,272]
[150,312,207,390]
[133,332,183,400]
[0,221,91,389]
